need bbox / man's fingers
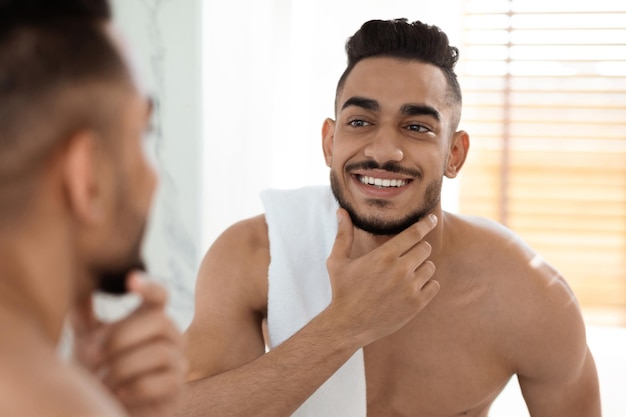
[328,208,355,261]
[104,309,182,356]
[383,214,438,257]
[127,272,168,308]
[419,278,440,304]
[101,340,187,390]
[115,369,185,407]
[70,295,101,335]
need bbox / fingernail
[429,214,438,225]
[128,272,147,291]
[336,209,344,223]
[134,271,148,282]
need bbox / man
[182,19,601,416]
[0,1,186,416]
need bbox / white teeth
[359,176,408,188]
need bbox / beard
[93,212,148,295]
[330,163,443,236]
[95,258,146,295]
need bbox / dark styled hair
[0,0,111,23]
[0,0,129,215]
[335,18,462,112]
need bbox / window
[458,0,626,323]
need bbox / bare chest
[364,295,513,417]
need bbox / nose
[363,125,404,163]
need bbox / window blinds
[458,0,626,316]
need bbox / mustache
[345,160,422,179]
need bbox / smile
[358,175,409,188]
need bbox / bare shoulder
[447,212,566,289]
[195,214,270,313]
[0,343,124,417]
[446,213,587,361]
[449,212,580,308]
[185,215,271,380]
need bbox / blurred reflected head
[0,0,157,294]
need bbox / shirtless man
[0,1,186,416]
[181,19,601,416]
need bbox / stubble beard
[94,191,149,295]
[330,169,442,236]
[95,257,146,295]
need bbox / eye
[405,123,430,133]
[348,119,371,128]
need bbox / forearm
[178,311,361,417]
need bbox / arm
[520,347,600,417]
[178,210,440,417]
[515,267,601,416]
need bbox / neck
[0,213,81,345]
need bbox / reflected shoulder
[194,214,270,314]
[0,347,125,417]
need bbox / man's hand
[326,209,440,345]
[72,273,188,417]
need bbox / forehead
[338,57,449,114]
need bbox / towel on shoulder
[261,186,366,417]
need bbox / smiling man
[181,19,600,417]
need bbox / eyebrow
[341,96,380,112]
[341,96,441,122]
[400,103,441,121]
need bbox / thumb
[329,208,355,261]
[127,271,168,309]
[70,295,101,336]
[69,295,107,369]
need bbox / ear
[444,130,470,179]
[62,131,105,223]
[322,118,336,167]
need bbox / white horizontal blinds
[458,0,626,310]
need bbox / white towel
[261,186,367,417]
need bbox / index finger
[127,272,168,308]
[381,214,438,257]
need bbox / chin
[351,210,429,236]
[95,258,146,296]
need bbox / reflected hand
[72,273,187,417]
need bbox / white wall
[108,0,204,328]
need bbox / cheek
[327,141,356,169]
[409,145,445,168]
[137,151,157,201]
[125,141,157,204]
